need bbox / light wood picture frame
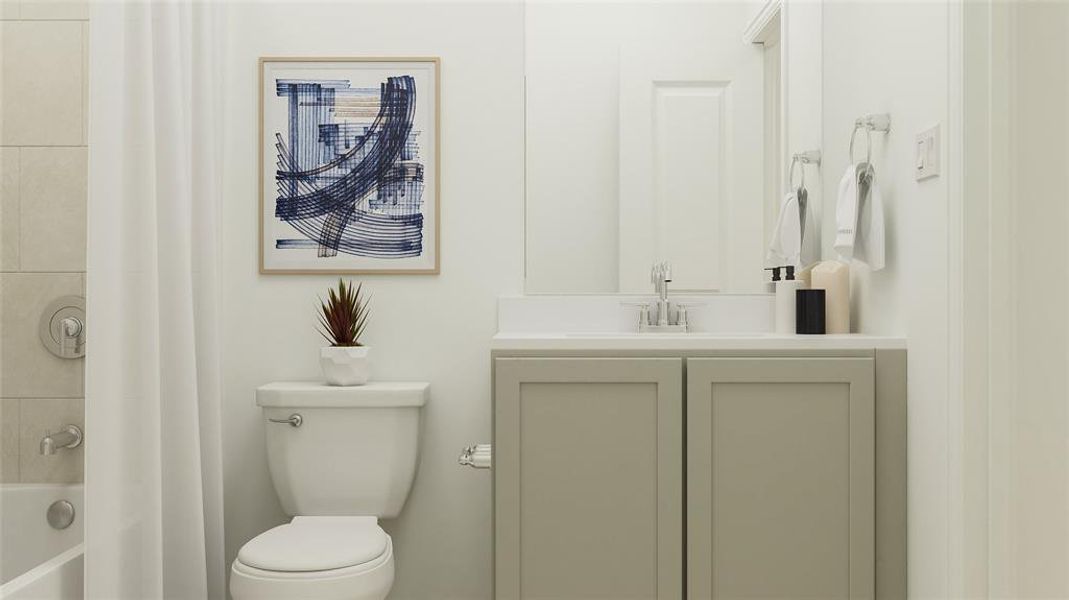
[259,57,440,274]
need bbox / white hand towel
[834,164,860,261]
[766,190,802,267]
[834,164,885,271]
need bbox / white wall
[819,1,950,597]
[782,0,822,265]
[219,3,525,598]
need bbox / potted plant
[317,279,371,386]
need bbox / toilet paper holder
[458,444,492,469]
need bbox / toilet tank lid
[256,381,429,408]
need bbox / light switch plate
[915,124,940,180]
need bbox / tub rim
[0,542,84,597]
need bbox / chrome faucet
[622,262,698,333]
[40,425,83,456]
[651,262,672,326]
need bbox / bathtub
[0,484,83,600]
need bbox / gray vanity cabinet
[492,351,905,600]
[493,358,684,600]
[686,357,875,600]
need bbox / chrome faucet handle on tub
[268,413,302,428]
[60,316,84,356]
[39,295,86,359]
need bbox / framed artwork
[260,57,440,274]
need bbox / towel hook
[789,149,822,190]
[849,114,891,165]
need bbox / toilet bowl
[230,382,427,599]
[231,517,393,600]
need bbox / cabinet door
[495,358,683,600]
[686,358,875,600]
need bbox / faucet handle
[675,302,706,330]
[59,317,83,357]
[620,301,653,328]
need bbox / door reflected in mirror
[525,1,795,294]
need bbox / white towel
[834,164,885,271]
[767,190,803,267]
[834,165,860,258]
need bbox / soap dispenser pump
[772,265,806,334]
[764,265,783,293]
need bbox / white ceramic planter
[320,346,370,386]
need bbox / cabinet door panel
[687,358,875,600]
[495,358,683,600]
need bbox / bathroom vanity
[491,332,906,600]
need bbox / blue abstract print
[273,76,425,258]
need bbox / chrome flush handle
[268,414,302,428]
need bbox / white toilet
[230,381,428,600]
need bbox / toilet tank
[256,381,428,518]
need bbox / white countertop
[492,332,907,351]
[494,295,906,351]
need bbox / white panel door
[619,38,764,293]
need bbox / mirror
[524,1,798,294]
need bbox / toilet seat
[230,517,394,600]
[238,516,388,572]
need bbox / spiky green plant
[317,279,370,347]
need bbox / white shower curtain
[85,1,225,598]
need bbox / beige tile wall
[0,0,88,484]
[0,398,18,482]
